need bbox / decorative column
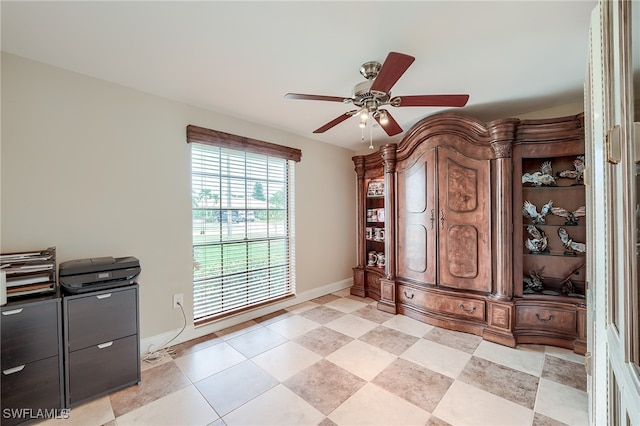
[481,119,518,348]
[378,145,397,313]
[488,119,518,301]
[351,156,366,297]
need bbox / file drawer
[63,284,140,407]
[1,355,63,426]
[1,299,60,367]
[67,335,139,406]
[65,286,138,351]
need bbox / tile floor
[41,289,589,426]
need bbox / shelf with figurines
[366,179,385,198]
[522,263,586,300]
[521,155,586,261]
[521,155,585,189]
[365,226,385,242]
[523,223,586,257]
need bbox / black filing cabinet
[63,284,140,407]
[1,295,65,426]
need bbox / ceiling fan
[285,52,469,138]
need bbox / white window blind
[191,143,295,323]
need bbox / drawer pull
[2,308,24,316]
[403,291,414,300]
[459,304,476,314]
[3,365,25,375]
[96,293,112,299]
[536,313,555,322]
[97,341,114,349]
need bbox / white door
[586,1,640,424]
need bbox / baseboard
[140,278,353,355]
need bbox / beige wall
[0,53,357,343]
[516,102,584,119]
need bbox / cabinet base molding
[377,278,396,313]
[514,332,585,355]
[398,304,487,337]
[350,268,365,298]
[482,328,517,348]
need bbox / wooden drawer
[1,356,63,426]
[1,299,60,367]
[516,304,577,334]
[65,286,138,351]
[67,334,139,406]
[398,284,485,321]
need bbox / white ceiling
[1,1,597,152]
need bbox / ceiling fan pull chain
[369,121,374,150]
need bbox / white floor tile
[222,384,324,426]
[324,297,368,313]
[215,320,261,340]
[174,341,246,382]
[116,385,219,425]
[252,341,322,381]
[266,314,320,339]
[326,340,397,381]
[382,314,434,337]
[535,377,589,425]
[39,396,114,426]
[329,383,430,425]
[401,339,471,379]
[473,340,545,377]
[324,314,378,338]
[433,380,534,425]
[284,300,319,314]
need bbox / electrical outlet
[173,293,183,309]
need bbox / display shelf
[512,113,586,354]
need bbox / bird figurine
[525,225,548,253]
[557,227,586,255]
[522,200,553,224]
[556,155,585,184]
[550,205,586,225]
[558,263,585,296]
[522,160,556,186]
[523,269,544,293]
[522,172,557,186]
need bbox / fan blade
[374,110,403,136]
[313,110,357,133]
[369,52,415,94]
[285,93,347,103]
[391,94,469,107]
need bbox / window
[187,126,301,324]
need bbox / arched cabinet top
[392,113,520,161]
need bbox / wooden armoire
[352,112,587,353]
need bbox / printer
[59,256,141,294]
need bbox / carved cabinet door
[396,145,491,292]
[437,146,491,292]
[397,147,437,284]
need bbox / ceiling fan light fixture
[378,109,389,125]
